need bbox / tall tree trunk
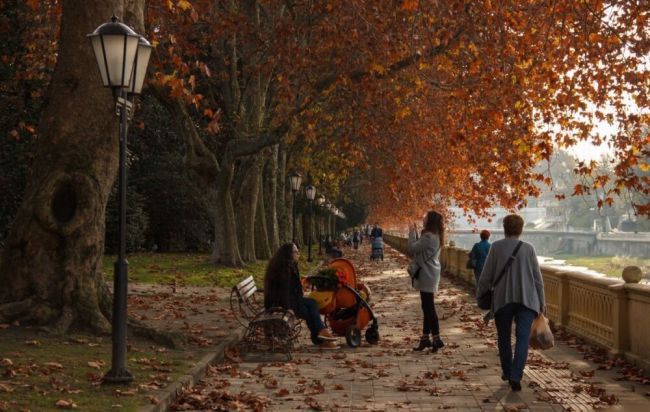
[263,145,280,252]
[211,161,243,266]
[0,0,143,333]
[254,165,272,260]
[234,156,262,263]
[277,143,290,244]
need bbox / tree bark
[234,155,263,263]
[263,145,280,252]
[277,143,291,244]
[211,160,243,266]
[0,0,143,333]
[254,163,272,260]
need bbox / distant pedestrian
[352,230,360,249]
[408,211,445,353]
[476,214,545,392]
[370,223,383,240]
[470,230,491,285]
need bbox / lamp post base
[102,368,134,384]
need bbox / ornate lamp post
[288,172,302,243]
[316,195,325,255]
[305,185,316,262]
[88,16,152,384]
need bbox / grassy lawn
[0,330,197,411]
[554,255,650,278]
[101,252,323,287]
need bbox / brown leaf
[0,359,12,367]
[275,388,290,397]
[43,362,64,370]
[87,361,103,370]
[24,340,40,346]
[55,399,77,409]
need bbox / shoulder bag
[477,241,522,310]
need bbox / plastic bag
[529,314,554,350]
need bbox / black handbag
[466,250,477,269]
[477,241,523,310]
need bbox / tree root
[127,318,187,349]
[0,299,32,323]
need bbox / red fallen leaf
[0,383,14,393]
[275,388,290,397]
[55,399,77,409]
[0,401,8,411]
[146,395,160,405]
[43,362,64,370]
[264,379,278,389]
[304,396,325,411]
[114,389,138,397]
[0,324,9,329]
[0,359,12,367]
[332,384,344,390]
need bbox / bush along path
[171,244,650,411]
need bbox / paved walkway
[172,244,650,411]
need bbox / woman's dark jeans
[495,303,537,382]
[420,291,440,336]
[300,297,326,339]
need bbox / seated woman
[264,243,338,349]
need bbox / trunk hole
[52,183,77,224]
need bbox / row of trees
[0,0,648,332]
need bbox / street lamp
[88,16,152,385]
[305,185,316,262]
[288,172,302,243]
[316,195,325,255]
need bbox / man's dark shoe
[413,336,432,351]
[510,380,522,391]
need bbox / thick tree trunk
[263,145,280,252]
[234,156,263,263]
[0,0,143,333]
[211,162,244,267]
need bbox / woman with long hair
[264,243,338,348]
[408,210,445,352]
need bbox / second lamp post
[305,185,316,262]
[289,172,302,244]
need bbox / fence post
[609,283,629,356]
[557,271,570,327]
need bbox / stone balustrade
[384,233,650,372]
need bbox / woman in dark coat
[264,243,338,348]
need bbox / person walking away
[470,230,491,285]
[264,243,339,349]
[408,211,445,352]
[352,229,360,249]
[370,223,383,240]
[476,214,545,391]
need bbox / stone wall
[384,233,650,373]
[447,230,650,258]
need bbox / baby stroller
[306,259,379,347]
[370,236,384,261]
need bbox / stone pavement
[172,244,650,411]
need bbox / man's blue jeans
[300,297,325,339]
[494,303,537,382]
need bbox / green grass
[553,255,650,278]
[0,332,197,411]
[102,252,323,287]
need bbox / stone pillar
[609,283,629,356]
[557,272,570,327]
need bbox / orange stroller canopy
[328,258,357,288]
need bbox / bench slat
[236,276,255,291]
[242,285,258,299]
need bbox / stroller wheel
[345,325,361,348]
[365,327,380,345]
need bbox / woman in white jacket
[408,210,445,352]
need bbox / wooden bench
[230,276,301,360]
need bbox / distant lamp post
[289,172,302,243]
[88,16,152,385]
[305,185,316,262]
[316,195,325,254]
